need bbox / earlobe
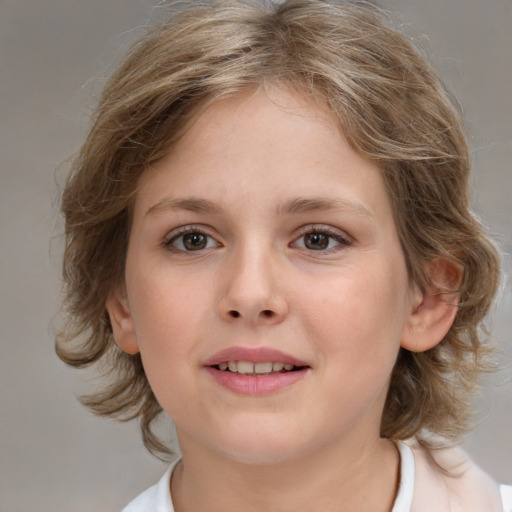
[105,286,140,355]
[401,258,463,353]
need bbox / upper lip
[203,346,310,367]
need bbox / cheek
[126,267,212,388]
[129,264,207,337]
[300,262,408,366]
[128,277,205,419]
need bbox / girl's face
[111,88,419,465]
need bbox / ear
[401,258,463,353]
[105,285,140,355]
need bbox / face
[110,88,419,465]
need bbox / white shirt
[122,442,512,511]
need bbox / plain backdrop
[1,1,511,511]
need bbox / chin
[219,443,305,466]
[210,426,316,467]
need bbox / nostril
[227,310,276,319]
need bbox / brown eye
[166,230,218,252]
[182,233,208,250]
[292,227,352,252]
[303,233,330,250]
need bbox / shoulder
[122,484,160,512]
[121,463,176,512]
[408,440,503,512]
[501,484,512,512]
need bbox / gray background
[1,1,510,511]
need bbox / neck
[171,431,399,512]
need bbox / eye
[292,227,352,252]
[165,228,219,252]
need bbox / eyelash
[163,225,218,253]
[163,224,353,254]
[292,225,353,253]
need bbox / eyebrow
[276,197,375,219]
[145,197,224,216]
[145,196,374,219]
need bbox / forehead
[134,87,392,225]
[165,85,342,163]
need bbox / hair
[57,0,501,459]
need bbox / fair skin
[107,87,458,512]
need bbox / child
[56,0,511,510]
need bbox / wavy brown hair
[57,0,501,459]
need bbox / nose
[217,242,288,326]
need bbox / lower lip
[205,367,309,395]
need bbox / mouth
[213,361,306,375]
[203,347,310,395]
[203,346,309,371]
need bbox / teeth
[217,361,298,374]
[272,362,284,371]
[254,362,273,374]
[237,361,254,374]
